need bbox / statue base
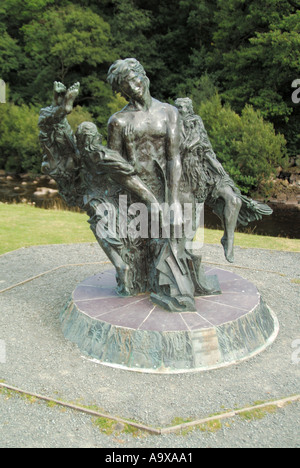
[60,267,279,374]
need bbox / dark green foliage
[208,0,300,157]
[0,0,297,193]
[0,102,41,173]
[197,94,287,194]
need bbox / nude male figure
[107,58,183,236]
[107,59,199,309]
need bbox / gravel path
[0,392,299,448]
[0,242,299,448]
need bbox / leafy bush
[0,102,41,173]
[67,105,94,133]
[197,94,287,194]
[235,105,287,189]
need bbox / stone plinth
[60,267,279,373]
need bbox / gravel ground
[0,392,299,448]
[0,242,299,448]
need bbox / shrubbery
[0,102,40,173]
[197,94,287,195]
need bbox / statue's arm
[204,151,227,176]
[38,105,66,129]
[123,123,136,165]
[107,114,124,153]
[39,82,80,129]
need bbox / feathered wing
[237,195,273,227]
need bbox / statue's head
[107,58,150,101]
[174,97,194,117]
[76,122,102,153]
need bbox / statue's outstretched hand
[66,82,80,99]
[54,81,67,94]
[64,82,80,113]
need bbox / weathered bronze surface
[39,59,272,312]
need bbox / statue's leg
[115,174,160,207]
[217,186,242,263]
[93,233,131,296]
[85,198,132,295]
[184,201,221,295]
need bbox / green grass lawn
[0,203,299,256]
[0,203,94,255]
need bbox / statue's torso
[110,99,173,200]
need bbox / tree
[15,3,121,133]
[247,11,300,156]
[209,0,300,156]
[0,4,22,78]
[131,0,217,100]
[21,5,114,101]
[0,102,41,173]
[0,31,21,76]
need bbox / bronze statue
[174,97,272,263]
[38,59,272,312]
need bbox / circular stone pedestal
[60,267,279,374]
